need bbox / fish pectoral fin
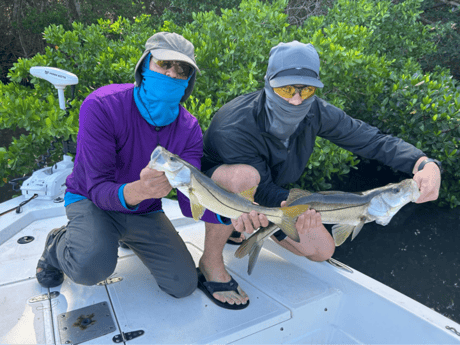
[331,224,356,246]
[278,204,310,242]
[189,192,205,221]
[286,188,312,205]
[238,186,257,202]
[351,220,366,241]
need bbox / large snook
[148,146,310,242]
[235,179,420,275]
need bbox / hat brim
[150,49,201,74]
[269,75,323,88]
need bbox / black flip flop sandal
[226,230,244,246]
[196,268,249,310]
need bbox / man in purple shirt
[35,32,257,302]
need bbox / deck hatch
[57,301,116,344]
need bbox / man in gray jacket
[197,41,441,309]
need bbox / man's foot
[36,226,66,288]
[198,259,249,306]
[226,230,245,245]
[196,268,249,310]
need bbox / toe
[213,292,230,304]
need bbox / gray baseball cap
[266,41,324,88]
[134,32,200,102]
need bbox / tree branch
[438,0,460,8]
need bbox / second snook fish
[235,179,421,275]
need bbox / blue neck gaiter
[134,53,190,126]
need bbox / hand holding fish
[123,165,173,207]
[279,203,322,235]
[139,166,173,198]
[231,210,269,234]
[412,162,441,204]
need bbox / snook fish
[148,146,310,242]
[235,179,420,275]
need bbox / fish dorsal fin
[189,190,205,221]
[286,188,312,205]
[238,186,257,202]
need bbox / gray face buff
[264,78,314,142]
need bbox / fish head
[149,146,191,188]
[368,179,420,225]
[380,179,421,207]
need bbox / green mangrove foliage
[0,0,458,207]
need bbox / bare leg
[200,164,260,305]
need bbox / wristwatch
[418,158,442,173]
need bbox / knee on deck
[65,251,118,286]
[158,269,198,298]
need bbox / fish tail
[278,205,310,243]
[234,233,259,258]
[247,242,263,275]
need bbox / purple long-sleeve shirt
[65,83,219,223]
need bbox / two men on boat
[36,33,441,311]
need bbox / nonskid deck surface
[0,196,459,344]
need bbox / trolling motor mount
[19,67,79,201]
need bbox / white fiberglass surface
[0,215,68,285]
[104,247,291,344]
[0,280,53,345]
[1,197,459,344]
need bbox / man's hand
[231,210,269,234]
[123,166,172,207]
[413,163,441,203]
[139,167,173,199]
[281,201,322,235]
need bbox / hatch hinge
[446,326,460,337]
[113,330,145,343]
[97,276,123,286]
[28,291,60,303]
[327,258,353,273]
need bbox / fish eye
[170,157,176,161]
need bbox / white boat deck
[1,195,459,344]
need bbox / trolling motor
[19,67,79,201]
